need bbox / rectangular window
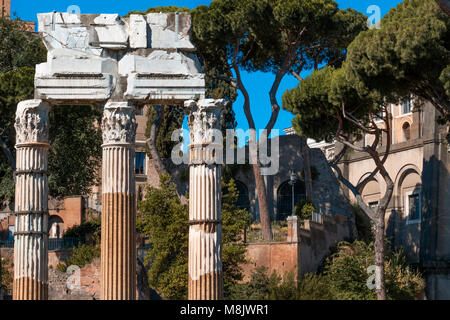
[405,191,421,224]
[135,152,146,175]
[402,100,411,114]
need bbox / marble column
[185,99,226,300]
[100,102,137,300]
[13,100,50,300]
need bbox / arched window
[235,181,250,211]
[361,178,380,209]
[400,170,422,224]
[223,181,250,212]
[402,122,411,142]
[277,180,306,221]
[48,215,64,239]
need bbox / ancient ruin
[13,11,224,300]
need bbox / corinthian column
[13,100,50,300]
[185,99,226,300]
[100,102,137,300]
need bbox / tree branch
[146,105,167,175]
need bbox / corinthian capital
[102,102,137,145]
[185,99,227,145]
[15,100,50,145]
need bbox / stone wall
[243,213,351,281]
[48,257,154,300]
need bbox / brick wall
[243,213,351,281]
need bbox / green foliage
[145,105,184,159]
[0,17,102,202]
[126,6,191,17]
[191,0,366,80]
[345,0,450,120]
[0,17,46,73]
[48,105,103,198]
[231,241,425,300]
[294,199,316,220]
[63,216,101,244]
[0,18,46,203]
[227,267,298,300]
[179,169,189,183]
[320,241,425,300]
[67,243,100,269]
[297,273,334,300]
[0,165,15,202]
[222,178,253,296]
[283,66,379,143]
[137,174,190,300]
[0,67,36,202]
[0,255,13,292]
[138,174,252,300]
[56,263,68,273]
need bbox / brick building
[0,0,35,32]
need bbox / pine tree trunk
[147,106,167,176]
[374,211,386,300]
[253,163,273,240]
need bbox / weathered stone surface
[35,12,205,103]
[15,100,50,144]
[48,257,155,300]
[101,102,137,300]
[129,15,147,49]
[13,100,50,301]
[186,99,225,300]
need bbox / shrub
[297,273,333,300]
[322,241,425,300]
[138,174,253,300]
[66,244,100,268]
[227,267,297,300]
[63,216,101,244]
[0,256,13,292]
[231,240,425,300]
[295,200,316,221]
[56,263,67,273]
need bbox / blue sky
[12,0,403,146]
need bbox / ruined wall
[243,213,351,280]
[298,214,350,276]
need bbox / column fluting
[13,100,50,300]
[100,102,137,300]
[185,99,226,300]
